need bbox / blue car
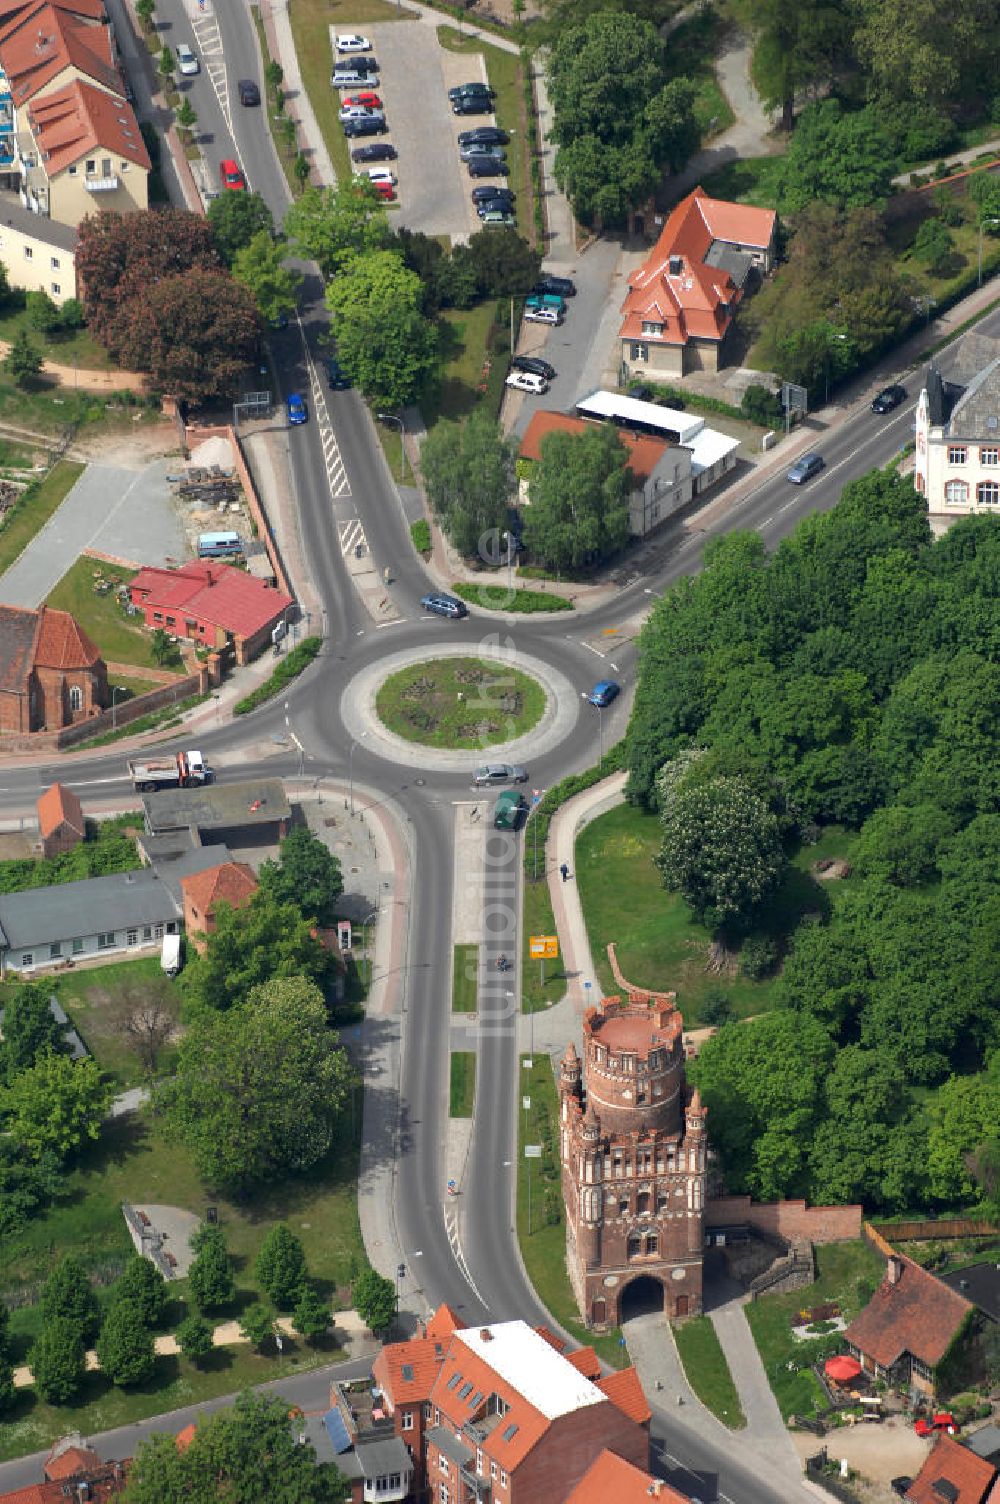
[287,393,307,426]
[588,679,620,708]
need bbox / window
[401,1410,413,1431]
[630,342,648,362]
[120,160,129,172]
[23,245,32,259]
[500,1471,508,1488]
[153,612,163,623]
[126,929,138,946]
[51,284,60,296]
[166,616,176,627]
[50,256,59,268]
[142,925,152,941]
[438,1453,449,1475]
[101,157,111,176]
[439,1488,449,1504]
[645,1232,659,1255]
[491,1463,497,1480]
[619,1196,628,1214]
[627,1233,642,1259]
[637,1190,651,1214]
[20,953,33,967]
[945,480,969,505]
[434,1408,440,1425]
[476,1448,483,1474]
[68,164,77,175]
[154,924,164,940]
[68,685,82,711]
[977,481,1000,505]
[72,937,84,955]
[981,447,999,466]
[948,445,967,463]
[97,931,116,949]
[641,320,662,336]
[423,1403,431,1421]
[85,159,95,174]
[49,942,61,959]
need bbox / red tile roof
[426,1304,463,1338]
[34,604,102,670]
[181,860,258,917]
[44,1446,102,1480]
[0,1463,127,1504]
[619,188,775,349]
[36,781,85,839]
[0,0,119,106]
[564,1346,601,1381]
[845,1254,973,1370]
[519,411,669,484]
[596,1367,651,1426]
[906,1435,997,1504]
[429,1341,550,1472]
[28,77,148,174]
[174,1424,196,1453]
[565,1450,691,1504]
[0,604,42,694]
[129,562,292,642]
[373,1333,448,1406]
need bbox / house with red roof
[0,603,107,734]
[0,1432,128,1504]
[905,1433,997,1504]
[180,859,259,954]
[845,1252,974,1399]
[36,780,85,857]
[566,1451,693,1504]
[620,187,777,381]
[372,1305,653,1504]
[128,560,294,666]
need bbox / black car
[871,383,907,414]
[890,1481,912,1500]
[326,354,350,389]
[335,53,379,73]
[453,95,493,116]
[533,274,576,299]
[512,354,555,381]
[238,79,260,106]
[449,81,494,99]
[468,155,508,178]
[343,115,387,138]
[458,126,509,146]
[471,184,514,204]
[351,142,397,163]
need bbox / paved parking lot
[333,21,494,241]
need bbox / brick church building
[559,946,707,1328]
[0,605,108,734]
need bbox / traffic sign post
[525,1144,542,1233]
[529,934,558,989]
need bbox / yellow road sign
[529,935,559,959]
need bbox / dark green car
[493,790,526,830]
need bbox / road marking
[339,516,367,558]
[299,323,351,500]
[582,642,606,659]
[376,618,407,629]
[444,1211,489,1310]
[191,14,231,139]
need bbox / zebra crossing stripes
[338,517,367,560]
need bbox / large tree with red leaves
[75,208,219,348]
[111,269,261,402]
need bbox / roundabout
[375,654,546,750]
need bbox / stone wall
[705,1196,862,1245]
[0,669,206,752]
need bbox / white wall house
[914,359,1000,533]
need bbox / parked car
[506,370,548,395]
[525,292,564,312]
[343,115,387,137]
[511,354,556,381]
[523,306,562,325]
[476,196,514,215]
[339,104,382,123]
[342,91,383,109]
[326,354,350,389]
[588,679,620,708]
[474,764,528,787]
[471,185,514,204]
[238,78,260,106]
[493,790,526,830]
[366,167,397,186]
[786,452,825,484]
[287,393,307,426]
[352,142,397,163]
[914,1414,956,1438]
[371,180,395,201]
[219,158,246,191]
[336,33,371,51]
[459,141,506,162]
[479,209,517,226]
[533,274,576,298]
[449,81,494,99]
[452,95,493,115]
[333,67,380,88]
[420,592,468,619]
[176,43,199,76]
[871,383,907,413]
[458,126,509,146]
[467,155,508,178]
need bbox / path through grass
[0,461,82,577]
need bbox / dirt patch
[813,857,852,881]
[0,832,35,861]
[793,1417,931,1501]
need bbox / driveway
[0,460,187,608]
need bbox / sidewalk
[708,1294,803,1478]
[257,1,336,187]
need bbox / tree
[548,13,667,149]
[135,0,155,30]
[187,1225,236,1311]
[420,408,515,559]
[232,231,301,323]
[0,1141,62,1236]
[208,192,275,266]
[655,770,786,932]
[109,269,261,402]
[124,1392,346,1503]
[642,77,700,174]
[913,218,953,274]
[854,803,955,887]
[927,1061,1000,1204]
[111,1255,167,1328]
[25,289,60,333]
[0,1353,15,1416]
[554,134,659,229]
[777,102,895,214]
[524,423,631,572]
[164,979,353,1191]
[293,1283,331,1344]
[96,1299,156,1387]
[175,1313,214,1365]
[334,302,439,412]
[1,1053,111,1162]
[60,297,84,331]
[149,627,172,667]
[239,1302,275,1350]
[284,181,390,278]
[293,153,311,193]
[258,828,343,927]
[41,1254,101,1341]
[736,0,854,132]
[30,1317,86,1405]
[265,59,284,95]
[158,45,175,88]
[855,0,998,113]
[451,229,541,298]
[254,1223,308,1309]
[352,1266,396,1333]
[76,209,219,349]
[968,171,1000,228]
[183,890,332,1014]
[0,985,65,1079]
[326,249,424,319]
[110,975,178,1077]
[175,97,197,139]
[3,329,42,387]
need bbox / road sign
[524,1145,542,1158]
[529,935,558,959]
[531,789,544,806]
[522,1097,531,1110]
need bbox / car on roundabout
[420,592,468,619]
[474,764,528,787]
[587,679,620,708]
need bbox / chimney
[667,255,682,276]
[479,1328,492,1342]
[887,1256,902,1285]
[647,1484,662,1497]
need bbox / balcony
[459,1464,490,1500]
[84,173,120,192]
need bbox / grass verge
[521,876,565,1014]
[673,1316,747,1428]
[375,654,545,748]
[449,1051,476,1116]
[516,1055,627,1368]
[0,461,82,577]
[423,302,499,426]
[233,637,321,715]
[72,693,207,749]
[249,8,299,199]
[745,1241,885,1421]
[410,518,431,555]
[46,556,184,672]
[0,308,113,372]
[451,581,573,613]
[452,943,478,1012]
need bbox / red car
[914,1413,955,1437]
[372,180,395,201]
[219,158,246,191]
[342,91,382,109]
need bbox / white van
[160,933,181,977]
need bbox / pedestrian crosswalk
[339,517,368,561]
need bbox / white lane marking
[298,318,351,500]
[582,642,606,659]
[339,517,367,558]
[444,1210,490,1310]
[376,618,407,629]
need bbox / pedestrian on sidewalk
[560,863,570,882]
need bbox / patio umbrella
[825,1355,862,1382]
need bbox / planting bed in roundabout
[375,655,546,749]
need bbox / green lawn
[46,556,185,673]
[521,875,566,1015]
[516,1055,627,1369]
[575,805,858,1026]
[449,1051,476,1116]
[423,302,499,426]
[375,655,545,748]
[0,461,83,577]
[665,9,736,139]
[452,943,479,1012]
[745,1241,884,1420]
[697,155,787,208]
[673,1317,746,1428]
[44,956,178,1089]
[451,581,573,613]
[0,307,113,372]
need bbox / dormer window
[641,320,663,336]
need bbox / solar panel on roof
[402,1364,414,1382]
[323,1409,353,1455]
[502,1423,519,1442]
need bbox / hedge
[451,581,573,613]
[524,741,626,879]
[410,519,431,555]
[628,379,745,422]
[233,636,321,715]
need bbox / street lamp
[361,907,377,988]
[111,684,123,731]
[979,218,1000,288]
[348,732,367,816]
[395,1262,406,1334]
[377,412,407,481]
[502,530,514,594]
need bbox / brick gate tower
[559,945,706,1328]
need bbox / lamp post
[503,530,514,594]
[361,907,377,988]
[111,684,122,731]
[348,732,367,816]
[377,412,406,481]
[978,218,1000,288]
[395,1262,406,1334]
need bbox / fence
[871,1218,999,1242]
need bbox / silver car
[474,763,529,787]
[459,142,506,162]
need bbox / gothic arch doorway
[620,1274,664,1321]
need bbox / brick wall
[512,1401,649,1504]
[0,670,206,751]
[705,1197,862,1245]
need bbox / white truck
[160,933,181,977]
[127,749,211,793]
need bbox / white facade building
[914,360,1000,533]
